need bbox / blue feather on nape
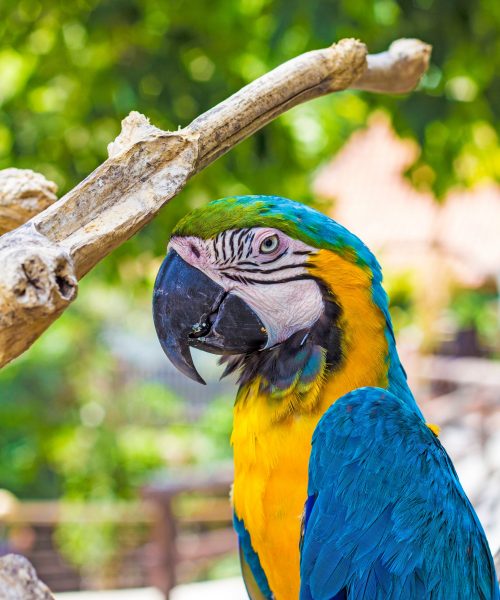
[300,387,500,600]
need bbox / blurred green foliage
[0,0,499,572]
[448,288,499,348]
[1,0,499,206]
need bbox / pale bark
[0,37,431,368]
[0,169,57,235]
[0,555,54,599]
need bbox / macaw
[152,195,499,600]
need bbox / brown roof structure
[314,115,500,286]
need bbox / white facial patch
[239,277,323,347]
[169,228,324,348]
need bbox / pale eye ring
[259,234,279,254]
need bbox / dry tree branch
[0,37,431,368]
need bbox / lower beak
[152,249,268,384]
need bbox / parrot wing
[299,387,499,600]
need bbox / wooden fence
[0,464,235,596]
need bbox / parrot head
[152,195,387,388]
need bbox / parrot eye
[259,234,279,254]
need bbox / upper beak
[152,249,268,384]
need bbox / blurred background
[0,0,499,597]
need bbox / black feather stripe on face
[204,228,316,286]
[220,273,315,286]
[219,262,310,275]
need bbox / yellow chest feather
[232,399,319,599]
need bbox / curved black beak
[153,250,268,384]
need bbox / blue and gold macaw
[152,195,499,599]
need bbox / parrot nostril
[188,290,228,339]
[190,320,211,338]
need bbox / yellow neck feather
[231,249,389,600]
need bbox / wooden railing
[0,463,236,596]
[142,463,235,598]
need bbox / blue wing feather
[300,387,499,600]
[234,513,273,600]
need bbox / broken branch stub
[353,38,432,94]
[0,37,431,368]
[0,169,58,235]
[0,226,77,363]
[0,555,54,600]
